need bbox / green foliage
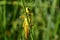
[0,0,60,40]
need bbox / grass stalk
[3,0,6,29]
[45,15,51,40]
[50,0,58,39]
[3,0,7,40]
[45,0,57,40]
[54,11,60,40]
[12,1,19,21]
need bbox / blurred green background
[0,0,60,40]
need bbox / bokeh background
[0,0,60,40]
